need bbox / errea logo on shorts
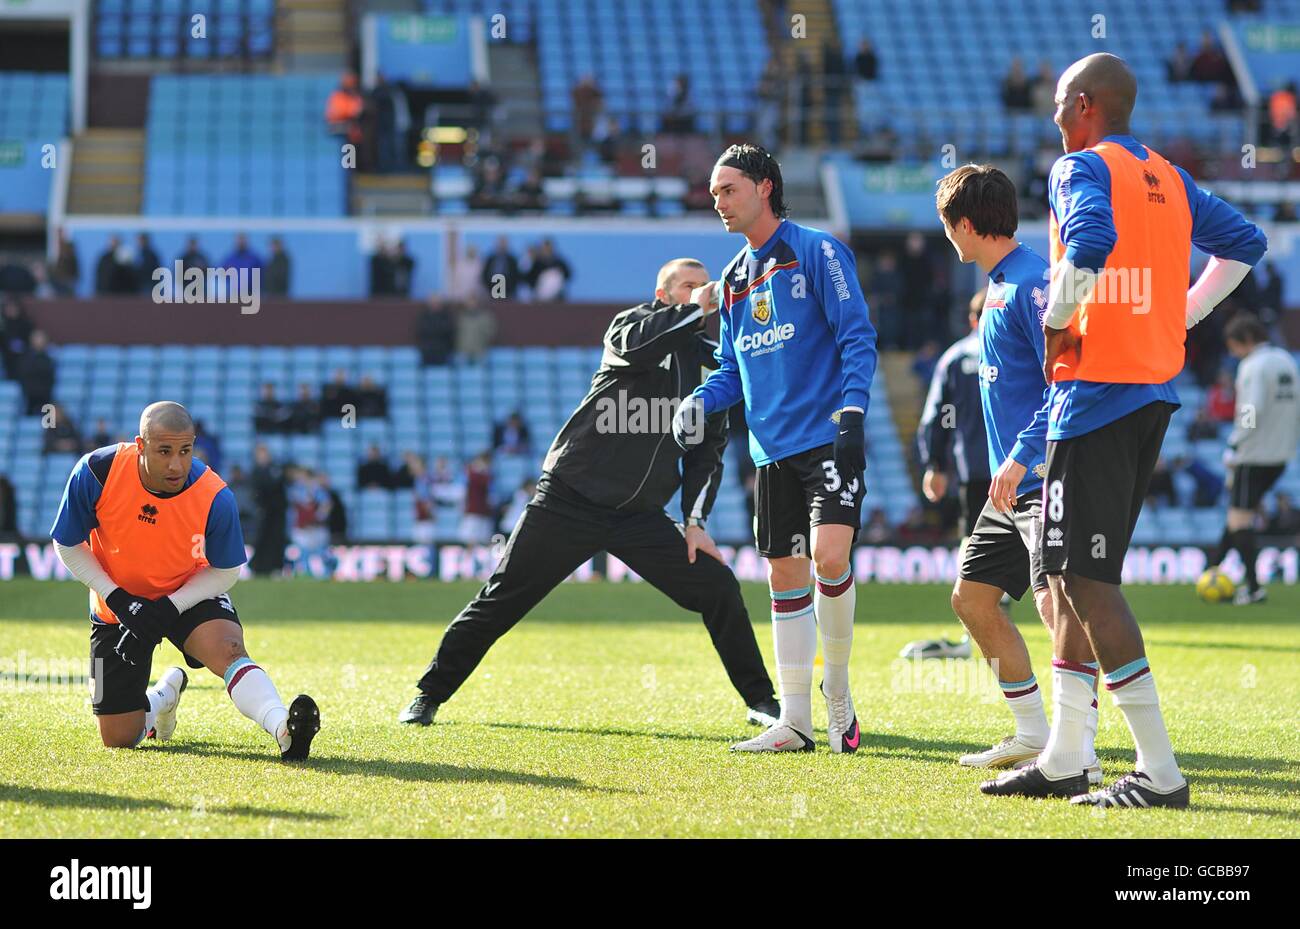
[737,322,795,355]
[1046,527,1064,547]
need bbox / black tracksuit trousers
[415,479,774,707]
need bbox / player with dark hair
[676,144,878,753]
[1206,313,1299,604]
[51,401,319,760]
[935,163,1104,782]
[982,54,1266,808]
[398,257,779,729]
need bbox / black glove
[114,627,156,667]
[672,395,706,450]
[149,595,181,627]
[833,409,866,484]
[105,587,169,643]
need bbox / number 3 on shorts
[1047,479,1065,523]
[821,460,841,493]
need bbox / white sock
[130,692,163,746]
[224,657,290,748]
[1038,660,1097,778]
[1083,660,1100,765]
[999,675,1049,747]
[1084,698,1099,764]
[1106,659,1184,790]
[771,586,816,735]
[814,568,855,697]
[149,674,181,717]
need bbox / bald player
[51,401,320,761]
[981,54,1266,808]
[399,258,779,729]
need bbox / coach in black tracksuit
[399,258,778,727]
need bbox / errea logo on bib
[737,322,795,354]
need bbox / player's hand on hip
[989,458,1027,514]
[685,524,723,564]
[673,395,706,449]
[1042,325,1078,384]
[690,281,720,316]
[922,468,947,502]
[833,409,866,483]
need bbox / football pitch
[1,578,1296,839]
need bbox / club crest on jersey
[752,292,772,325]
[1033,463,1047,479]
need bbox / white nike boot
[730,723,815,753]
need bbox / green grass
[0,578,1296,838]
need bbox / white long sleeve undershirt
[53,540,117,600]
[1186,257,1253,329]
[53,540,240,612]
[1043,255,1097,330]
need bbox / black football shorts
[89,594,241,716]
[1227,463,1285,511]
[960,492,1047,601]
[754,443,865,558]
[1039,401,1175,585]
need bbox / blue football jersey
[693,220,879,466]
[979,243,1052,495]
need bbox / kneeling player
[51,401,319,761]
[935,165,1102,783]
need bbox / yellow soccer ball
[1196,568,1236,604]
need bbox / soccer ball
[1196,568,1235,604]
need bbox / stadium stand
[531,0,766,134]
[142,75,345,217]
[0,72,69,141]
[7,340,1297,548]
[94,0,275,61]
[833,0,1252,156]
[4,0,1298,557]
[0,72,69,216]
[0,343,922,545]
[420,0,535,42]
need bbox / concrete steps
[881,349,925,484]
[278,0,349,71]
[772,0,857,146]
[66,129,144,215]
[351,173,432,215]
[489,42,543,141]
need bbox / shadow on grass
[858,731,991,762]
[0,783,338,821]
[1175,752,1300,795]
[471,719,734,745]
[1195,804,1299,820]
[1147,639,1300,654]
[154,739,610,792]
